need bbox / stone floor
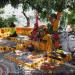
[0,55,25,75]
[0,32,75,75]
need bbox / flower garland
[30,25,47,42]
[52,33,61,49]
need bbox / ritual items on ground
[0,25,74,74]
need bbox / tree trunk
[34,10,39,28]
[22,11,30,27]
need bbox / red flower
[52,33,59,40]
[54,41,60,48]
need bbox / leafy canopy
[0,0,75,22]
[0,0,75,11]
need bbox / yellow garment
[56,49,64,54]
[43,34,53,52]
[53,20,59,32]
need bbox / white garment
[66,25,73,32]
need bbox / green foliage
[0,21,6,28]
[26,0,75,20]
[0,15,17,28]
[47,23,54,34]
[0,0,75,25]
[0,9,4,14]
[40,10,47,20]
[0,0,9,8]
[6,15,17,26]
[0,0,74,12]
[71,19,75,25]
[0,17,7,28]
[68,11,75,25]
[10,0,20,8]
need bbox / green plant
[0,17,7,28]
[0,15,17,28]
[47,23,54,34]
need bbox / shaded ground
[0,55,25,75]
[0,32,75,75]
